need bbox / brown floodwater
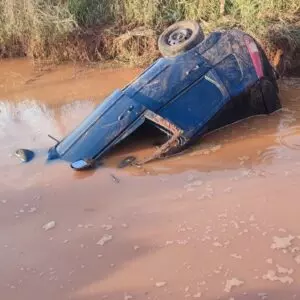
[1,59,300,300]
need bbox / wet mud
[1,59,300,300]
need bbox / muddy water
[1,59,300,300]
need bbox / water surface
[1,59,300,300]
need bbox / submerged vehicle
[47,21,281,170]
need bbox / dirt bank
[1,0,299,73]
[1,60,300,300]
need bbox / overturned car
[47,21,281,170]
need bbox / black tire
[158,21,204,57]
[256,43,279,92]
[260,78,281,113]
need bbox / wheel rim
[167,28,192,46]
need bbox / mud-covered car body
[48,29,280,167]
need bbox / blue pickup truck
[47,21,281,170]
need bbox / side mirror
[70,159,94,171]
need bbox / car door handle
[186,64,200,75]
[118,105,135,121]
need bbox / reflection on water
[0,99,97,189]
[0,99,96,161]
[0,78,300,180]
[2,61,300,300]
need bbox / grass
[0,0,77,59]
[0,0,299,70]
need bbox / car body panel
[48,29,281,165]
[55,90,146,162]
[158,70,229,136]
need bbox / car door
[158,69,230,136]
[56,90,146,162]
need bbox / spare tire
[158,20,204,57]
